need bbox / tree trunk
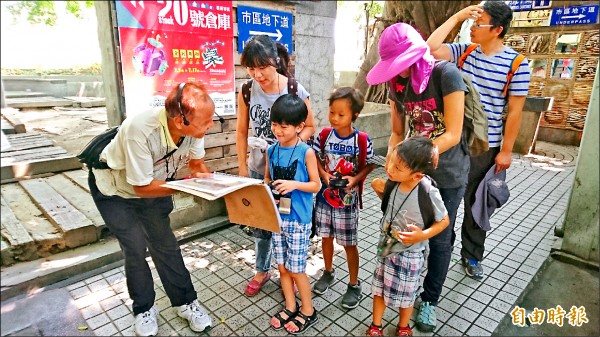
[353,0,480,103]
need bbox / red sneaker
[396,325,413,336]
[366,324,384,336]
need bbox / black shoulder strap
[241,79,253,108]
[287,77,298,96]
[418,175,436,229]
[381,179,397,213]
[382,176,436,229]
[243,77,296,107]
[154,136,185,164]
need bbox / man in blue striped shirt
[414,0,531,332]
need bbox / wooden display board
[505,27,599,133]
[163,174,281,233]
[223,184,281,233]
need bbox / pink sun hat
[366,23,435,95]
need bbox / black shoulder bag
[77,126,119,169]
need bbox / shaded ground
[1,288,95,336]
[493,256,599,336]
[13,106,109,155]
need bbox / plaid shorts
[314,200,359,247]
[371,250,425,308]
[271,219,311,274]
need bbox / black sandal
[286,307,319,335]
[271,303,298,330]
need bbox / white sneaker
[176,299,212,332]
[134,306,158,336]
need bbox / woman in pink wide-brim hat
[365,22,471,337]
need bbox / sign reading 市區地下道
[237,5,293,55]
[550,4,599,26]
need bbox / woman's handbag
[77,126,119,169]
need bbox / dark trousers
[88,172,196,315]
[461,147,500,261]
[420,184,466,305]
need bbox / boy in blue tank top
[265,94,321,334]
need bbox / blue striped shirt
[447,44,531,147]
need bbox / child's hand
[191,172,213,179]
[322,172,334,186]
[342,175,359,190]
[371,178,385,199]
[272,179,297,195]
[397,224,427,245]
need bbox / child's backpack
[318,127,369,209]
[241,77,299,108]
[380,175,436,229]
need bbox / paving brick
[444,290,468,305]
[70,285,91,299]
[446,315,472,333]
[99,295,123,312]
[80,302,104,319]
[497,290,520,306]
[437,323,461,336]
[113,314,134,331]
[455,306,479,322]
[474,314,500,332]
[466,324,493,336]
[489,297,514,313]
[489,270,511,283]
[439,298,461,313]
[481,306,505,322]
[87,312,111,330]
[206,321,234,336]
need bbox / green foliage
[1,63,102,76]
[6,1,93,26]
[340,1,383,24]
[365,1,383,21]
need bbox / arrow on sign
[560,14,586,19]
[249,29,283,41]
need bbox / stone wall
[2,76,105,98]
[560,66,599,264]
[354,102,391,156]
[293,1,337,129]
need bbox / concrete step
[0,168,229,267]
[63,96,106,108]
[4,90,47,99]
[1,108,26,134]
[1,132,83,183]
[0,215,231,300]
[6,96,74,109]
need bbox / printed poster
[115,1,235,117]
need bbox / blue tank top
[267,141,313,224]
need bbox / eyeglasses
[470,21,494,29]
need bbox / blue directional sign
[237,6,293,55]
[551,4,599,26]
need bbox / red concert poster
[115,1,235,116]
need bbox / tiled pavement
[65,142,577,336]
